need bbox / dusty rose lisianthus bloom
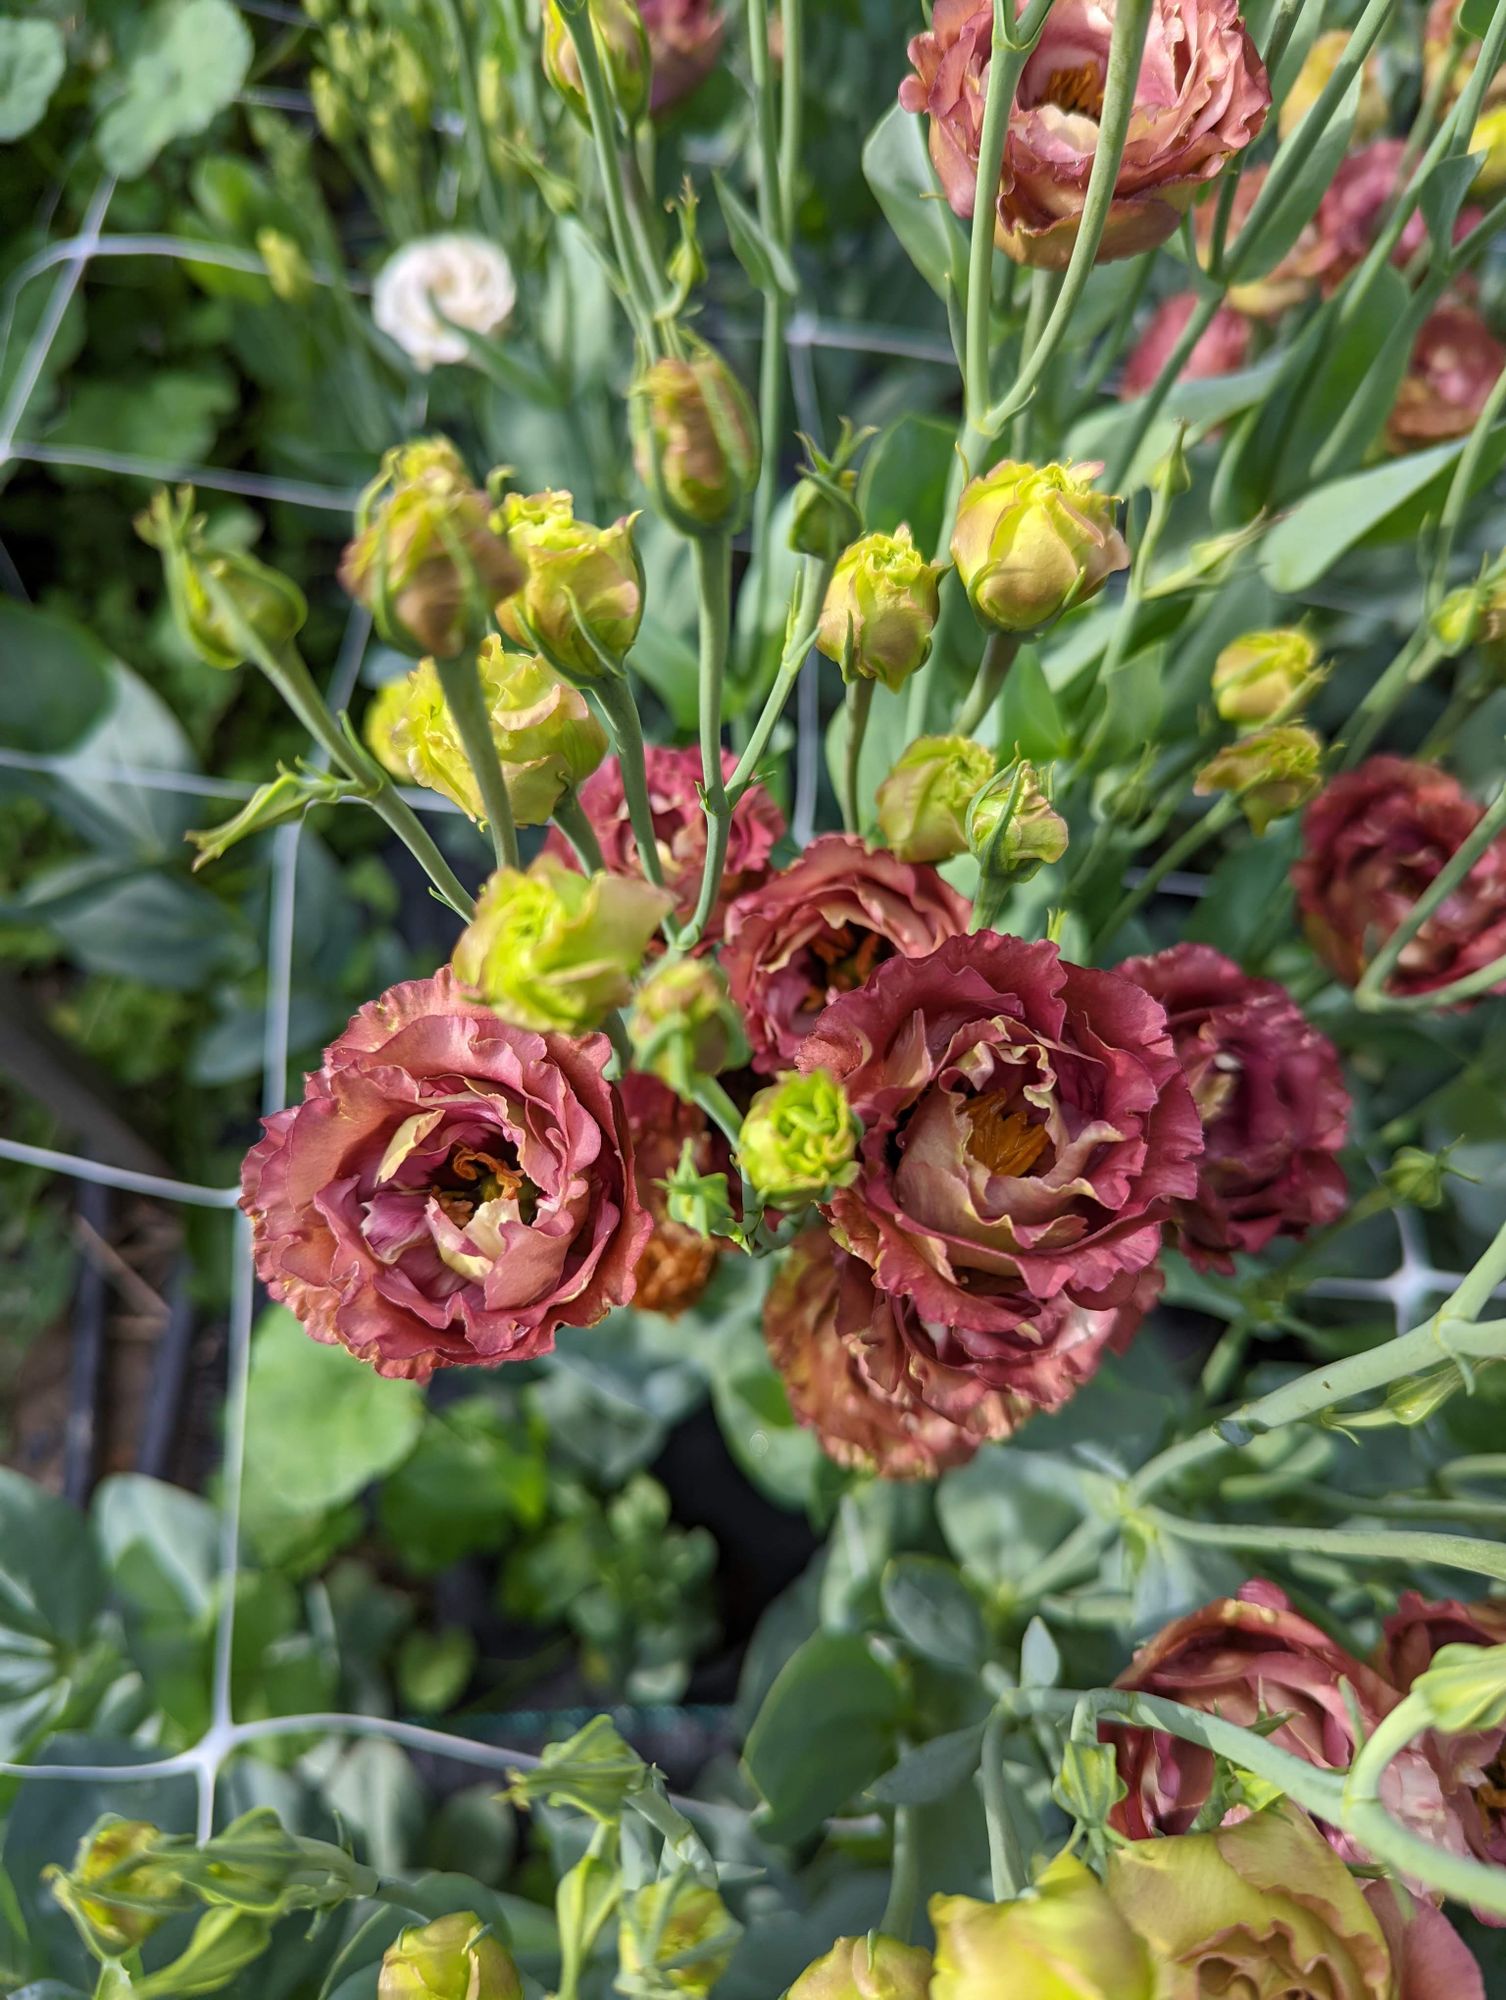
[799,932,1203,1343]
[1387,303,1506,454]
[637,0,723,112]
[900,0,1270,268]
[1119,291,1250,398]
[242,971,648,1379]
[721,835,971,1075]
[543,745,784,936]
[620,1072,723,1316]
[1115,943,1348,1270]
[1293,757,1506,1001]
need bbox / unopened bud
[664,1146,745,1245]
[1051,1741,1126,1831]
[951,460,1129,634]
[339,436,523,659]
[631,340,761,537]
[310,68,352,142]
[1211,628,1321,727]
[51,1819,176,1955]
[379,1913,523,2000]
[789,420,870,562]
[876,735,996,863]
[619,1879,739,1997]
[629,958,746,1091]
[1412,1642,1506,1737]
[969,760,1068,882]
[786,1935,933,2000]
[1194,724,1323,835]
[188,765,363,870]
[256,228,313,304]
[815,527,946,691]
[738,1069,860,1210]
[496,488,644,679]
[138,488,307,671]
[1384,1145,1452,1211]
[543,0,652,127]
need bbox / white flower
[372,233,517,372]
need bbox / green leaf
[0,601,112,755]
[396,1628,476,1714]
[95,0,253,178]
[880,1555,986,1672]
[862,103,967,304]
[48,367,237,474]
[937,1448,1090,1592]
[240,1307,425,1518]
[713,172,797,297]
[857,414,957,555]
[378,1398,547,1573]
[868,1722,986,1808]
[1461,0,1494,35]
[0,1471,103,1651]
[743,1631,902,1842]
[995,648,1069,761]
[0,19,66,141]
[1271,267,1419,495]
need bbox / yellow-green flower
[378,1912,522,2000]
[1472,105,1506,195]
[496,488,644,679]
[542,0,651,126]
[631,340,761,538]
[930,1854,1155,2000]
[738,1070,860,1210]
[52,1818,176,1955]
[969,760,1068,881]
[876,735,997,863]
[1195,723,1324,835]
[628,957,746,1091]
[618,1879,739,1997]
[1211,627,1322,727]
[815,527,947,690]
[453,856,671,1032]
[951,461,1128,635]
[785,1934,933,2000]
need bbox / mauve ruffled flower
[1366,1881,1487,2000]
[721,835,971,1075]
[899,0,1270,269]
[241,971,648,1380]
[1293,757,1506,1002]
[1108,1581,1468,1865]
[620,1072,722,1316]
[544,745,784,936]
[798,932,1203,1345]
[637,0,724,112]
[1302,141,1481,296]
[1387,302,1506,454]
[1119,291,1250,399]
[1115,943,1349,1271]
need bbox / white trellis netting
[0,170,1484,1856]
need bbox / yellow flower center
[1044,62,1105,120]
[965,1093,1049,1177]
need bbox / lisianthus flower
[798,932,1203,1344]
[637,0,724,112]
[1294,757,1506,1002]
[1387,303,1506,454]
[543,745,784,936]
[900,0,1270,268]
[372,235,517,372]
[620,1072,724,1316]
[241,971,648,1379]
[1115,943,1349,1271]
[721,835,970,1074]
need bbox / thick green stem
[879,1801,921,1942]
[842,676,876,835]
[595,675,668,890]
[435,651,519,871]
[681,534,735,949]
[1144,1505,1506,1587]
[729,555,833,799]
[552,789,608,873]
[954,631,1018,737]
[1092,796,1238,947]
[1356,775,1506,1004]
[980,1706,1024,1900]
[961,4,1037,429]
[557,0,660,349]
[1429,350,1506,610]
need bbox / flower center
[808,925,886,1002]
[1191,1052,1241,1126]
[964,1091,1049,1177]
[1042,61,1105,119]
[437,1142,536,1224]
[1477,1752,1506,1826]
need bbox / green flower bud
[631,340,761,538]
[1050,1741,1126,1833]
[875,735,997,863]
[664,1145,746,1246]
[496,488,645,679]
[1194,724,1324,835]
[256,227,314,305]
[951,460,1129,635]
[368,644,607,826]
[52,1818,177,1955]
[379,1913,522,2000]
[738,1069,860,1210]
[1211,627,1322,727]
[453,856,671,1032]
[785,1935,934,2000]
[506,1714,647,1821]
[542,0,652,126]
[310,68,353,143]
[968,760,1068,882]
[788,421,871,562]
[815,527,946,691]
[629,958,747,1091]
[1383,1145,1454,1211]
[339,437,524,660]
[1433,585,1484,656]
[137,487,307,671]
[188,764,364,870]
[930,1854,1155,2000]
[1412,1641,1506,1735]
[132,1907,271,2000]
[619,1879,739,1997]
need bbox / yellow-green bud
[543,0,652,127]
[453,856,671,1032]
[378,1913,522,2000]
[951,460,1129,635]
[785,1935,934,2000]
[310,68,352,142]
[1194,723,1324,835]
[876,735,997,863]
[790,466,862,563]
[629,958,747,1090]
[738,1069,860,1210]
[256,227,313,305]
[137,488,307,672]
[619,1880,739,1997]
[969,760,1068,882]
[55,1819,175,1955]
[1412,1642,1506,1735]
[339,437,524,660]
[930,1855,1155,2000]
[368,644,607,826]
[631,340,761,538]
[496,489,645,680]
[1211,627,1322,727]
[1471,105,1506,195]
[814,527,946,691]
[1383,1145,1453,1211]
[1433,585,1484,656]
[389,34,432,123]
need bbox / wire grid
[0,173,1480,1860]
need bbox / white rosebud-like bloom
[372,234,517,372]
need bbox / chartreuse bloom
[631,338,761,537]
[738,1069,860,1210]
[628,957,746,1092]
[968,760,1068,882]
[618,1879,739,1997]
[52,1818,176,1955]
[876,735,997,863]
[951,461,1129,634]
[815,527,947,690]
[542,0,651,126]
[378,1912,522,2000]
[1195,723,1324,835]
[785,1934,933,2000]
[495,488,644,679]
[453,856,670,1032]
[368,641,607,825]
[1211,628,1322,727]
[929,1853,1155,2000]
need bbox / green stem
[1105,289,1219,490]
[729,556,833,799]
[1342,630,1446,768]
[962,4,1038,430]
[557,0,660,350]
[434,651,519,871]
[1144,1505,1506,1587]
[954,631,1018,737]
[1356,775,1506,1005]
[1360,943,1506,1014]
[434,0,504,238]
[879,1801,921,1943]
[681,534,735,949]
[778,0,803,243]
[553,789,608,873]
[595,675,668,889]
[1429,350,1506,610]
[842,677,876,835]
[980,1706,1024,1900]
[1092,796,1238,947]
